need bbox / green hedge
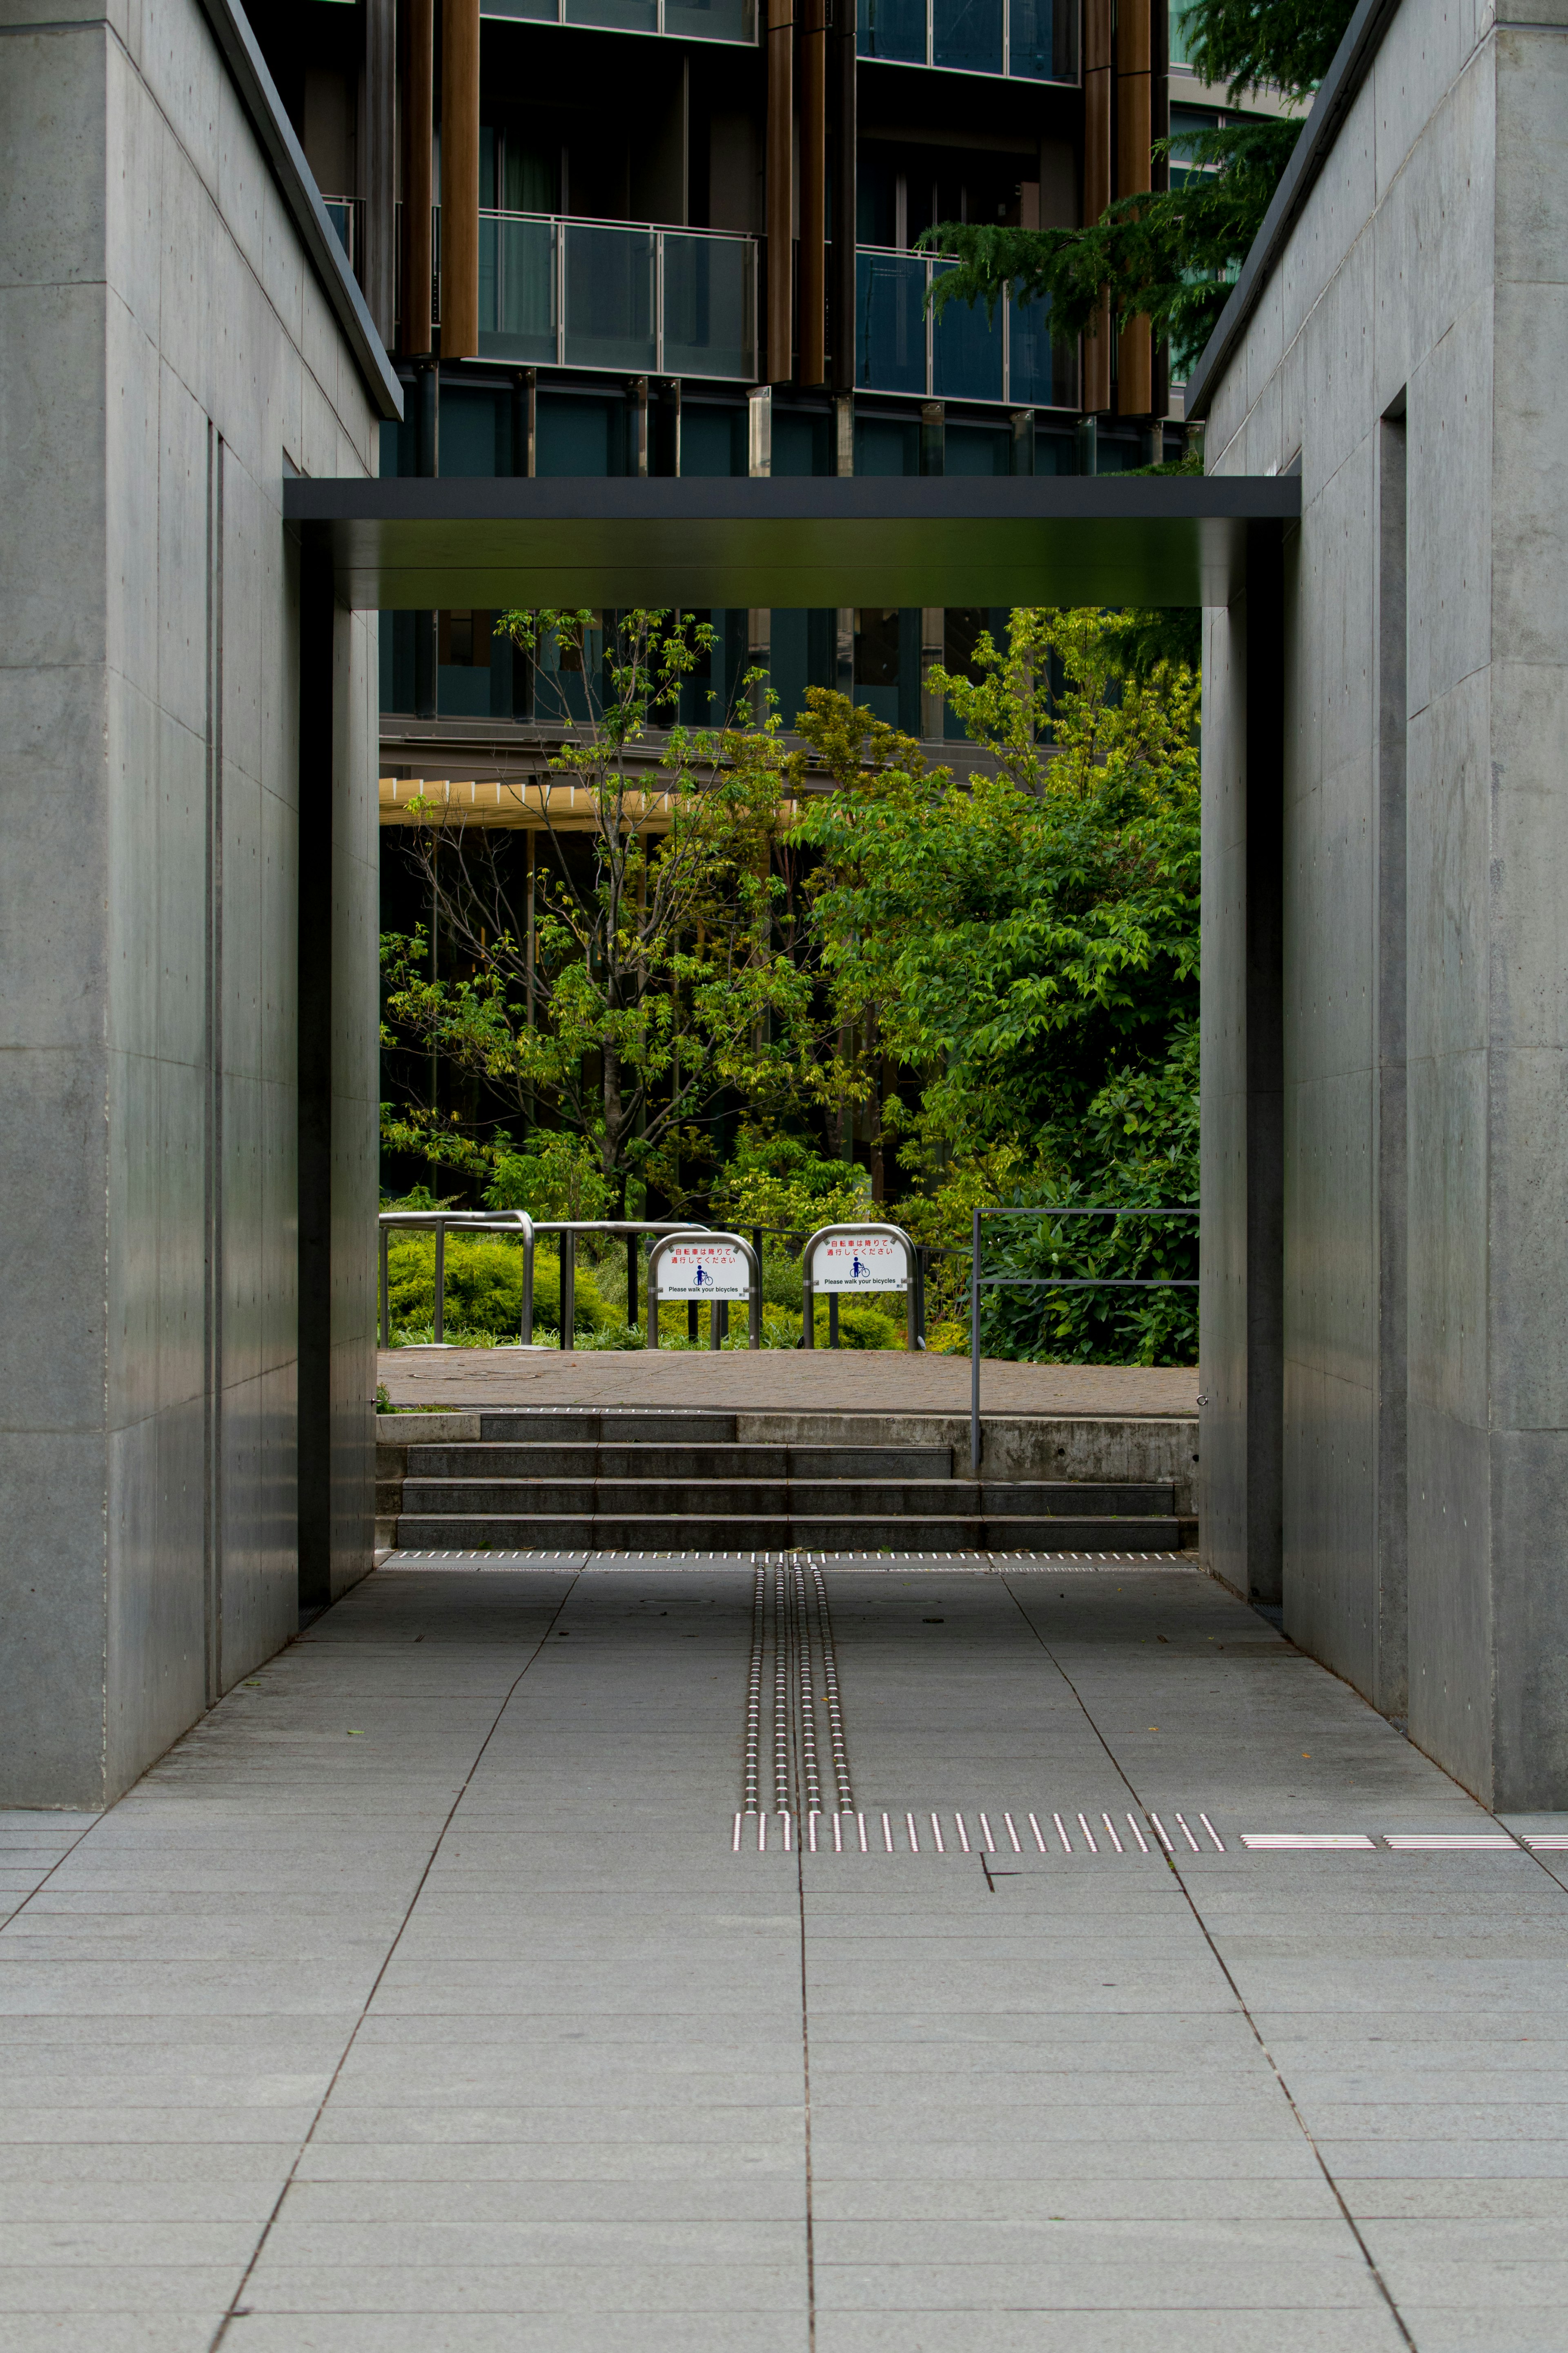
[385,1233,611,1340]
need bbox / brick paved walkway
[379,1347,1199,1418]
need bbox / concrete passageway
[2,1558,1566,2349]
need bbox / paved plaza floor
[378,1347,1199,1418]
[3,1556,1568,2352]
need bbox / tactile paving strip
[732,1806,1225,1855]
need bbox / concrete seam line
[205,1569,582,2352]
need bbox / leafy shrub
[385,1233,610,1341]
[811,1300,902,1349]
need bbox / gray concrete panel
[1201,0,1568,1799]
[0,0,382,1804]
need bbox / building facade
[254,0,1178,770]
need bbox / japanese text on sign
[810,1232,909,1293]
[655,1241,751,1302]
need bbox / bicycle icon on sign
[692,1262,714,1289]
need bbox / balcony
[857,0,1076,80]
[323,194,363,276]
[475,213,758,378]
[855,250,1078,408]
[481,0,756,41]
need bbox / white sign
[811,1231,909,1294]
[654,1239,751,1302]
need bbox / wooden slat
[441,0,481,358]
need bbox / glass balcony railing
[476,212,758,379]
[322,194,363,275]
[481,0,756,40]
[855,249,1079,408]
[856,0,1075,79]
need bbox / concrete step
[399,1475,1176,1518]
[393,1513,1187,1552]
[404,1443,956,1480]
[476,1411,738,1445]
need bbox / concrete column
[1199,524,1285,1607]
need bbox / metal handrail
[477,210,760,381]
[378,1211,536,1349]
[646,1229,762,1352]
[968,1205,1199,1470]
[377,1210,708,1350]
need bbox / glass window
[478,214,557,362]
[439,611,493,668]
[855,250,926,395]
[564,224,656,372]
[566,0,658,28]
[1008,288,1076,408]
[857,0,924,63]
[663,234,753,380]
[1008,0,1076,80]
[664,0,755,37]
[932,264,1003,401]
[932,0,1001,75]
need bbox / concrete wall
[0,0,383,1806]
[1200,0,1568,1803]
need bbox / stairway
[379,1409,1195,1554]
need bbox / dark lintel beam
[283,475,1298,611]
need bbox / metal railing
[647,1229,763,1350]
[378,1211,710,1350]
[482,0,757,42]
[856,249,1079,408]
[379,1211,535,1350]
[474,211,758,379]
[856,0,1078,79]
[321,194,363,276]
[968,1206,1199,1470]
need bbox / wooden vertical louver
[1115,0,1154,415]
[400,0,434,355]
[1082,0,1114,414]
[441,0,481,358]
[799,0,828,386]
[766,0,795,384]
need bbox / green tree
[380,610,842,1213]
[790,611,1200,1360]
[924,0,1356,377]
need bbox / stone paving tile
[0,1558,1565,2349]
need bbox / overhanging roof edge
[283,476,1300,525]
[194,0,403,423]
